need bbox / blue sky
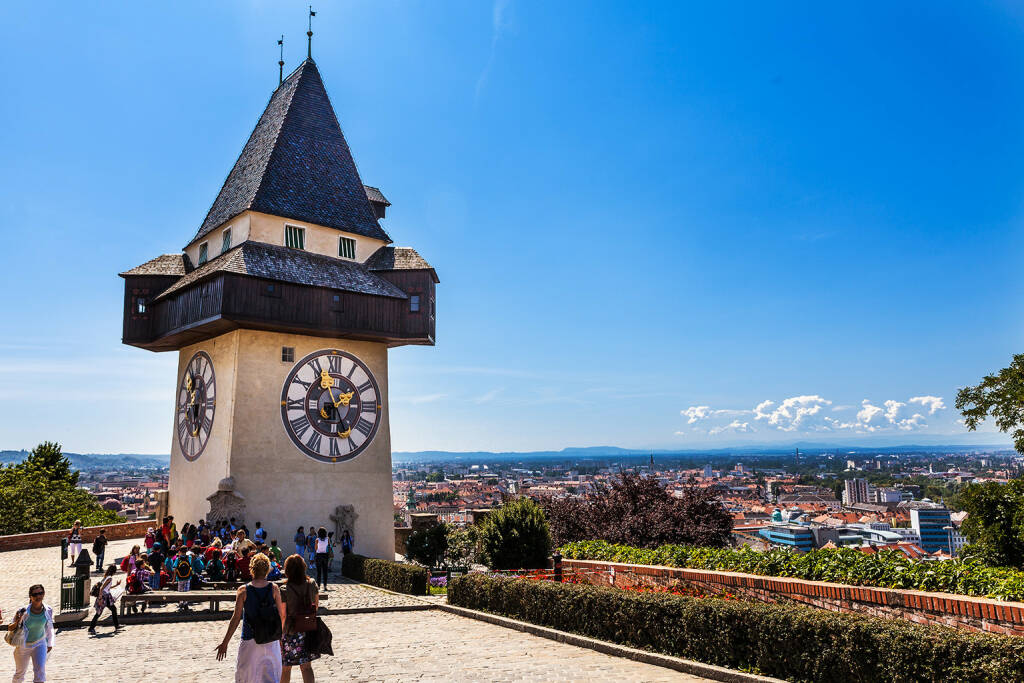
[1,1,1022,453]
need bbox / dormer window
[198,242,209,265]
[339,236,356,260]
[285,225,305,250]
[221,228,232,254]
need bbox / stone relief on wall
[206,477,246,525]
[330,504,358,539]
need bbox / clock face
[176,350,216,461]
[280,349,382,463]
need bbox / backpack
[244,584,282,644]
[175,558,192,581]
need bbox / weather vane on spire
[278,35,285,85]
[307,6,316,60]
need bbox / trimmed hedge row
[449,573,1024,683]
[341,553,427,595]
[561,540,1024,601]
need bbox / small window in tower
[198,242,209,265]
[339,236,356,259]
[262,282,281,298]
[285,225,305,250]
[221,228,232,254]
[281,347,295,363]
[410,295,420,313]
[136,297,147,315]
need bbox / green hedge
[449,573,1024,683]
[561,540,1024,601]
[341,553,427,595]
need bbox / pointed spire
[191,60,391,247]
[307,6,316,60]
[278,35,284,86]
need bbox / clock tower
[119,58,437,560]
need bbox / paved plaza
[2,538,709,682]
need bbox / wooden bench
[120,588,328,616]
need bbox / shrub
[478,497,551,570]
[444,524,478,566]
[542,473,732,549]
[561,540,1024,601]
[449,573,1024,683]
[341,553,427,594]
[406,523,449,566]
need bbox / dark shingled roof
[365,246,439,284]
[119,254,189,277]
[363,185,391,206]
[155,242,407,301]
[191,59,391,246]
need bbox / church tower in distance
[119,59,438,559]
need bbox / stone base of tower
[167,329,395,560]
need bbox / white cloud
[709,420,752,435]
[754,395,831,432]
[682,406,713,424]
[475,388,502,404]
[683,393,942,436]
[475,0,513,102]
[909,396,945,415]
[408,393,447,404]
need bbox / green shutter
[339,237,355,259]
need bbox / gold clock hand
[337,426,352,439]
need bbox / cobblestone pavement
[2,540,709,681]
[0,538,421,622]
[27,610,704,682]
[0,537,140,623]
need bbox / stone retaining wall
[0,520,153,552]
[563,558,1024,636]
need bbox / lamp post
[943,525,955,557]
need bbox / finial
[278,35,284,86]
[307,6,316,60]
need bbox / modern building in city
[906,501,953,553]
[758,524,815,552]
[843,478,869,505]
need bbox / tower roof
[191,59,391,246]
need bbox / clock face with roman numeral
[176,350,216,461]
[280,349,382,463]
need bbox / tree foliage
[543,473,733,549]
[405,523,449,566]
[958,480,1024,568]
[478,497,552,570]
[444,524,478,566]
[956,353,1024,454]
[0,442,119,535]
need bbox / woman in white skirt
[8,583,54,683]
[215,553,285,683]
[67,520,82,566]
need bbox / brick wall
[563,558,1024,636]
[0,520,153,553]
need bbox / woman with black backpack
[215,553,285,681]
[88,565,121,633]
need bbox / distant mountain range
[0,450,169,469]
[1,439,1013,470]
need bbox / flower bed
[449,573,1024,682]
[561,540,1024,601]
